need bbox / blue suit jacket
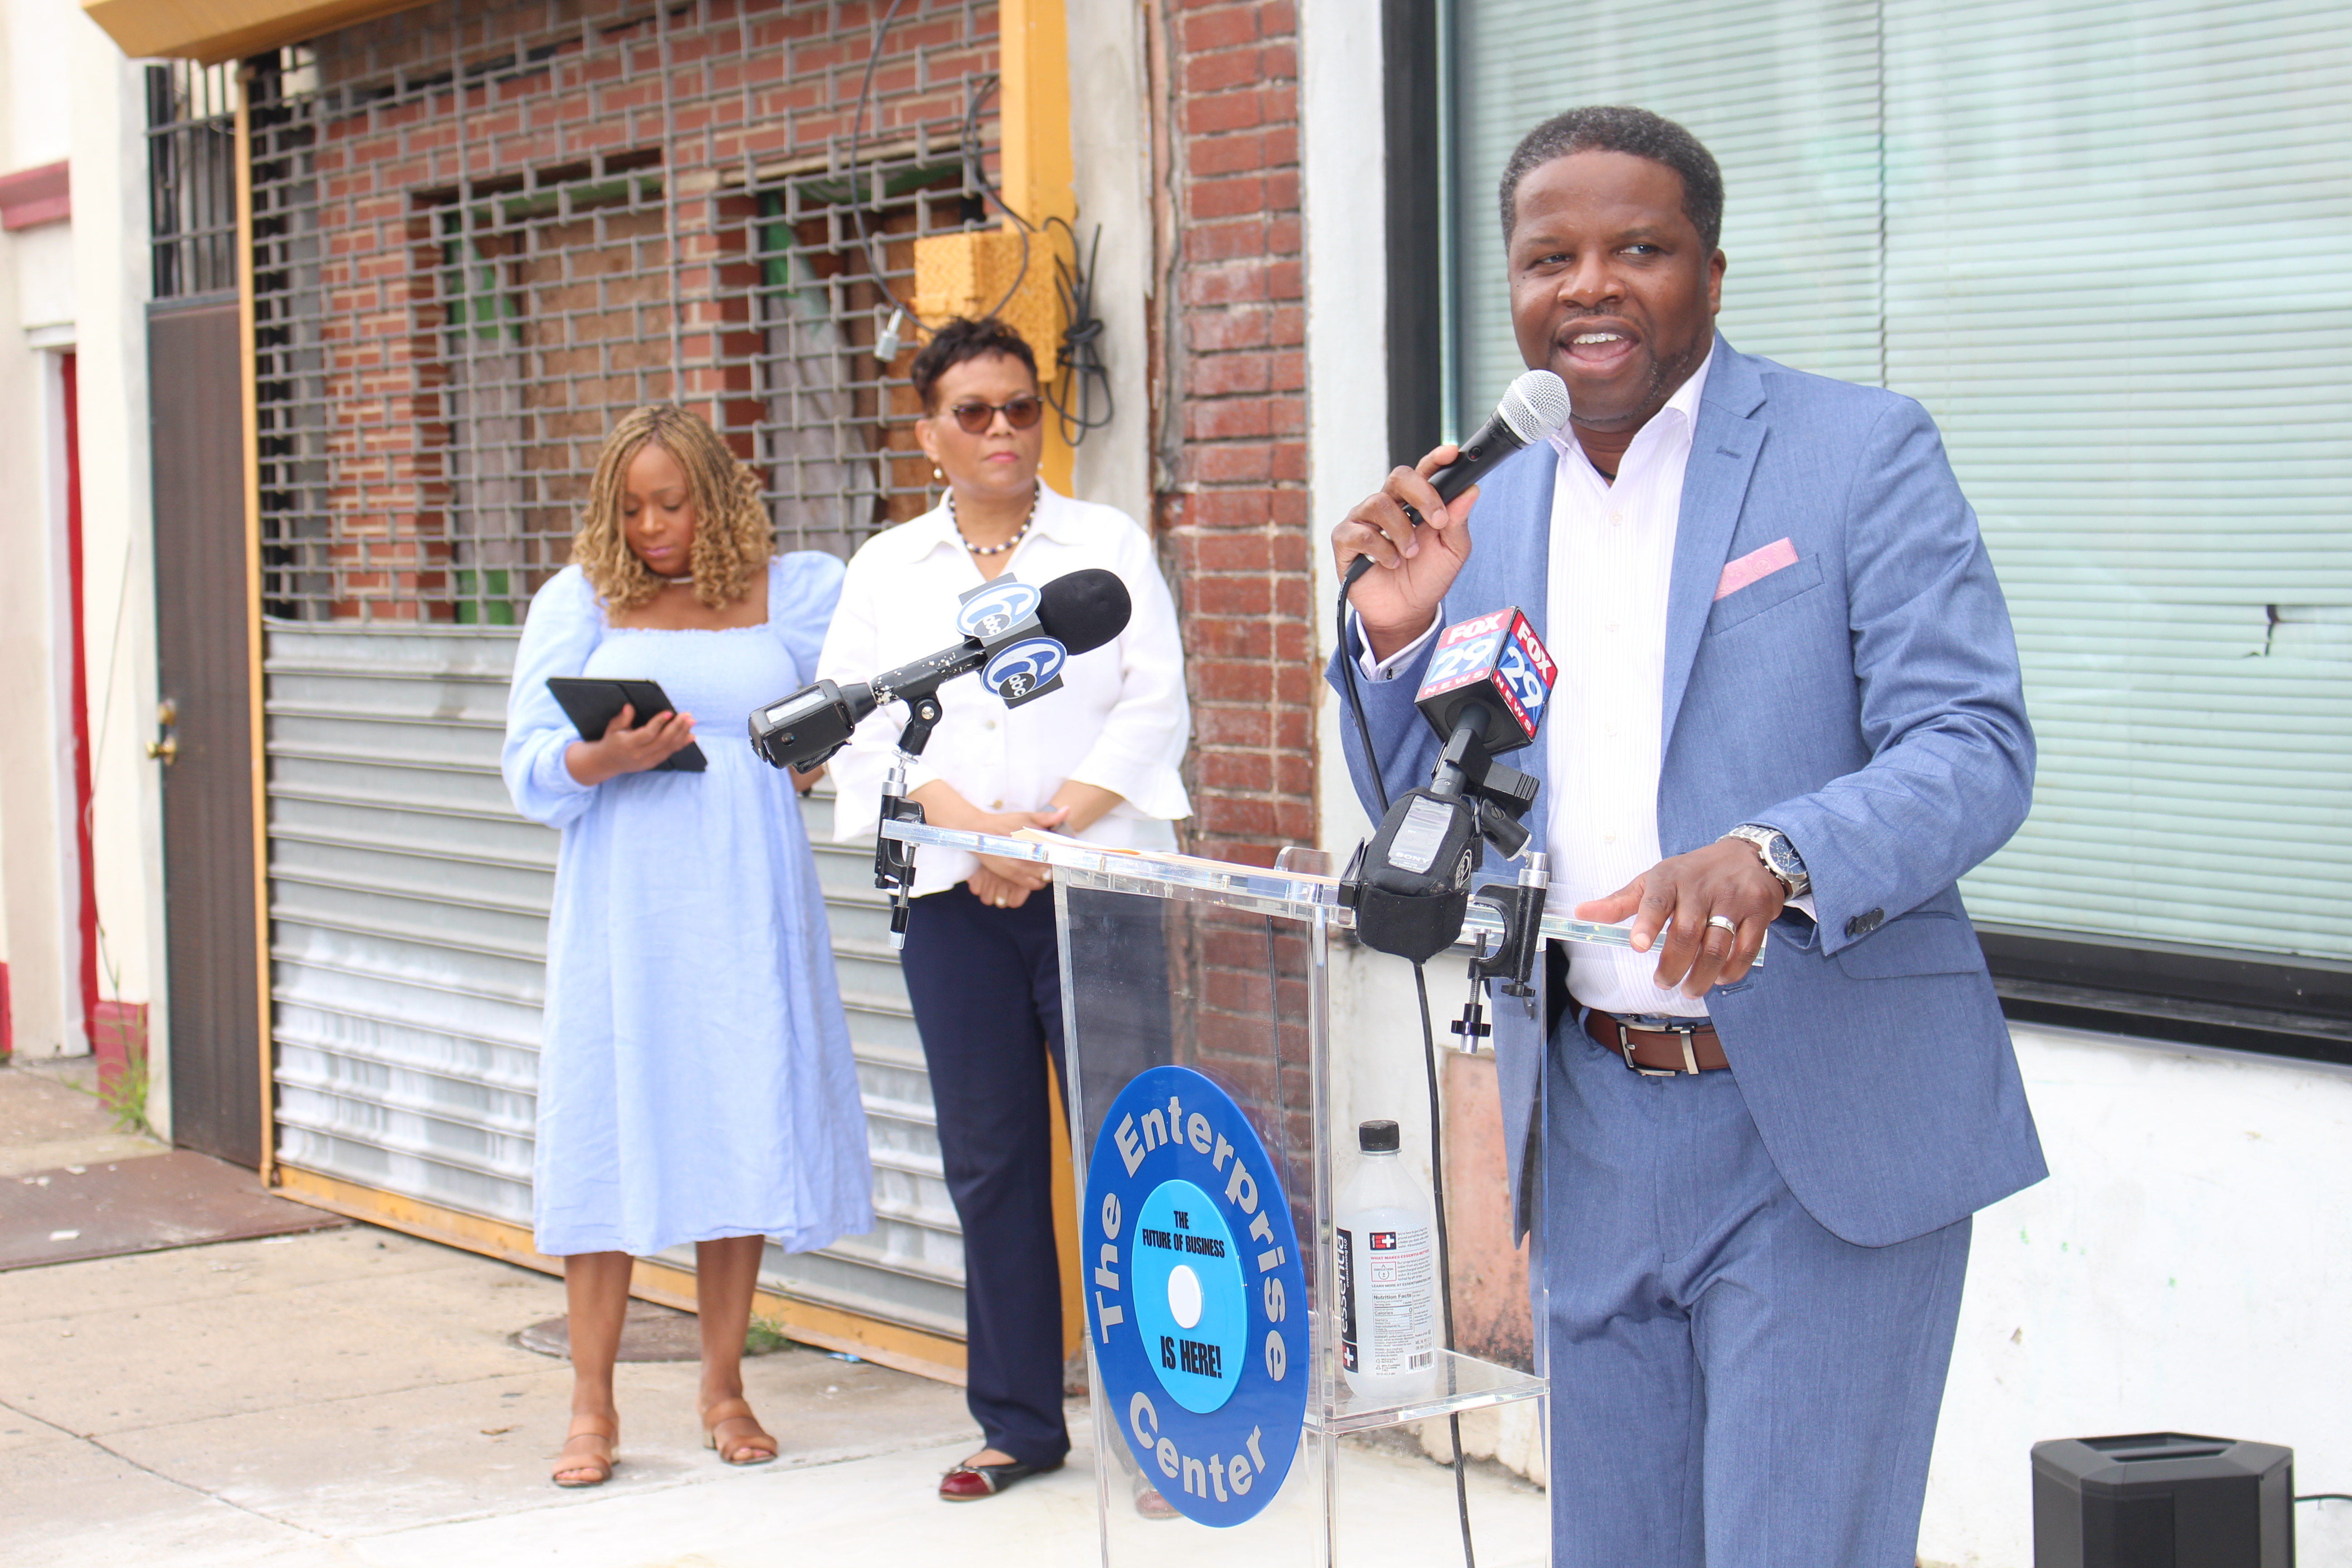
[1329,338,2048,1248]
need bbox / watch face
[1768,837,1804,878]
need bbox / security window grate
[223,0,1001,624]
[147,62,242,300]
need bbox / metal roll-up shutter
[266,627,547,1219]
[264,625,968,1342]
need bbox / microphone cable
[1415,958,1478,1568]
[1336,569,1479,1568]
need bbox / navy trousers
[1544,1014,1971,1568]
[900,884,1070,1469]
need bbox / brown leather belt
[1584,1009,1730,1076]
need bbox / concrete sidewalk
[2,1191,1544,1566]
[0,1057,168,1177]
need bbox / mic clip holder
[871,580,1052,948]
[1343,705,1541,967]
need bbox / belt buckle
[1616,1019,1703,1078]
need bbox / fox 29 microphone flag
[1412,607,1556,751]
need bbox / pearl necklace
[948,483,1039,557]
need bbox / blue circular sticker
[956,578,1042,641]
[983,636,1067,703]
[1083,1066,1306,1527]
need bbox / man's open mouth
[1564,329,1638,366]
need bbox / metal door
[149,293,263,1166]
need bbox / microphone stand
[875,688,946,950]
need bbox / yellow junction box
[911,227,1064,369]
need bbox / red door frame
[61,350,98,1053]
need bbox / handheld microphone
[1343,370,1571,594]
[749,567,1132,772]
[1344,607,1557,964]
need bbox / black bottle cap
[1358,1119,1401,1153]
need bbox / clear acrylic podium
[883,821,1662,1568]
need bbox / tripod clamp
[1451,852,1550,1050]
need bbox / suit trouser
[901,884,1070,1469]
[1544,1014,1970,1568]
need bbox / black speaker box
[2032,1432,2294,1568]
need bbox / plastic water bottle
[1336,1118,1439,1401]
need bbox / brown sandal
[701,1396,778,1466]
[552,1414,617,1488]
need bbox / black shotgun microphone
[749,567,1132,772]
[1343,369,1572,593]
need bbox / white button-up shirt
[1539,352,1711,1017]
[818,482,1191,898]
[1369,353,1762,1018]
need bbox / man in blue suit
[1329,107,2045,1566]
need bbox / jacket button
[1844,908,1885,937]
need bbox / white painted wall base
[1332,976,2352,1560]
[1921,1021,2352,1567]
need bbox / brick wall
[1149,0,1315,868]
[259,0,998,621]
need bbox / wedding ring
[1705,914,1738,934]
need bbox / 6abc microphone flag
[746,566,1131,775]
[956,577,1073,706]
[748,565,1133,943]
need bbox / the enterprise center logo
[1082,1065,1308,1527]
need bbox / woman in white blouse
[818,317,1189,1504]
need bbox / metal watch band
[1725,824,1808,898]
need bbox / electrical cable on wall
[956,73,1034,324]
[843,0,931,329]
[845,15,1029,343]
[1042,216,1114,445]
[846,18,1107,447]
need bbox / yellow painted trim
[234,72,274,1187]
[1048,1058,1083,1359]
[270,1167,971,1387]
[999,0,1077,235]
[83,0,432,64]
[996,0,1076,495]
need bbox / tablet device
[546,676,708,773]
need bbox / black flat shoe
[938,1455,1064,1501]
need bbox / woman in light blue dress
[502,404,872,1488]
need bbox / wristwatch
[1723,824,1809,899]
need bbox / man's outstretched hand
[1573,840,1785,999]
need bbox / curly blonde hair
[572,404,773,612]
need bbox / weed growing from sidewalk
[54,1058,158,1139]
[102,1059,155,1137]
[745,1314,792,1356]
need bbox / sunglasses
[944,395,1045,435]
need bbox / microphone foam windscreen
[1037,568,1132,655]
[1498,370,1572,446]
